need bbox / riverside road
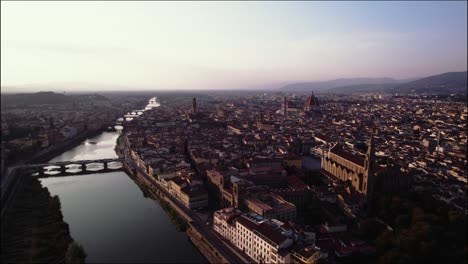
[127,158,250,264]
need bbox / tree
[48,196,62,213]
[65,242,87,264]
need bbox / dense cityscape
[1,1,467,264]
[2,89,466,263]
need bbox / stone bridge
[14,158,124,177]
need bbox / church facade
[321,137,375,196]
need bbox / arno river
[40,100,205,263]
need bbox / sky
[1,1,467,91]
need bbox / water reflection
[117,97,160,126]
[41,172,205,263]
[40,130,205,263]
[145,97,160,110]
[48,132,119,163]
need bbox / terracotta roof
[315,133,330,142]
[287,176,308,189]
[181,186,208,197]
[236,216,289,246]
[331,147,365,167]
[168,176,186,186]
[291,245,317,259]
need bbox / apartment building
[213,208,295,264]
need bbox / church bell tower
[192,98,197,113]
[364,132,376,195]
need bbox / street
[127,157,250,264]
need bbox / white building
[214,208,294,264]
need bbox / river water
[40,99,205,263]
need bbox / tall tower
[281,95,288,116]
[304,92,312,112]
[311,91,319,111]
[192,97,197,113]
[364,132,378,216]
[364,133,376,196]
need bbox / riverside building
[213,207,327,264]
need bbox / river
[40,99,205,263]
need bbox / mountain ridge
[280,77,398,92]
[279,71,467,94]
[389,71,467,95]
[0,91,109,109]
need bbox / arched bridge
[14,158,124,178]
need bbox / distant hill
[389,71,467,95]
[280,77,397,92]
[327,83,398,94]
[1,91,109,109]
[279,71,467,94]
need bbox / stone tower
[363,134,375,195]
[192,97,197,113]
[281,95,288,116]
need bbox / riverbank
[1,174,85,263]
[1,128,111,218]
[158,199,188,231]
[125,165,189,232]
[187,222,230,264]
[122,159,243,264]
[123,166,187,232]
[1,129,110,261]
[29,128,107,164]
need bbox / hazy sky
[1,1,467,91]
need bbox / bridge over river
[13,158,124,177]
